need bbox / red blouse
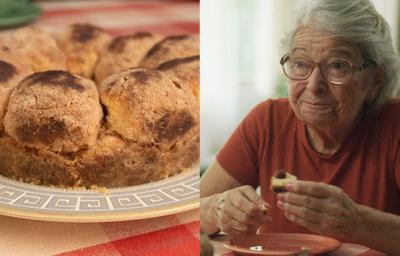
[217,98,400,234]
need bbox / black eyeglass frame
[280,54,376,85]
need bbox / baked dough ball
[99,68,197,149]
[0,25,200,188]
[4,70,103,153]
[0,61,24,131]
[6,26,66,72]
[156,56,200,171]
[0,136,77,187]
[157,55,200,103]
[140,34,199,69]
[55,23,111,78]
[94,31,162,84]
[165,126,199,173]
[0,45,34,76]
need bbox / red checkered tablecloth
[0,0,199,36]
[0,1,199,256]
[0,209,199,256]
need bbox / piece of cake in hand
[270,170,297,193]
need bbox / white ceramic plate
[0,168,199,222]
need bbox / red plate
[223,233,341,255]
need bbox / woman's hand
[214,185,271,238]
[277,180,360,239]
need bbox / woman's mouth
[301,100,332,109]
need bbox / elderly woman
[200,0,400,254]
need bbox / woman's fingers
[279,181,360,239]
[216,185,271,237]
[278,192,322,211]
[278,200,321,224]
[239,185,270,207]
[227,185,269,219]
[280,192,350,218]
[224,199,271,226]
[282,202,351,236]
[219,215,258,236]
[288,180,339,198]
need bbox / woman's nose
[306,66,327,93]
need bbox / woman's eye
[327,60,349,70]
[294,60,307,68]
[331,61,344,69]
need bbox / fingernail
[286,183,293,191]
[277,200,284,209]
[265,216,273,221]
[262,201,270,207]
[277,193,284,200]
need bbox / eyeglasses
[280,54,376,85]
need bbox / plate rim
[0,197,199,222]
[0,168,199,222]
[222,232,341,255]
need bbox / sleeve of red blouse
[395,141,400,189]
[392,100,400,189]
[216,101,269,188]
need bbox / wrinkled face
[287,26,378,130]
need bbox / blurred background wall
[200,0,399,171]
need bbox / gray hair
[281,0,400,112]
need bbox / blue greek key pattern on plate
[0,169,199,214]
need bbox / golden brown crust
[4,70,103,153]
[0,136,77,187]
[0,61,24,132]
[0,60,18,83]
[0,130,198,188]
[6,26,66,73]
[0,67,199,188]
[108,32,154,52]
[70,23,105,43]
[0,24,199,188]
[94,31,162,84]
[76,134,170,187]
[165,129,199,174]
[157,55,200,103]
[270,170,297,193]
[140,34,199,69]
[0,45,33,77]
[55,23,111,79]
[99,68,198,149]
